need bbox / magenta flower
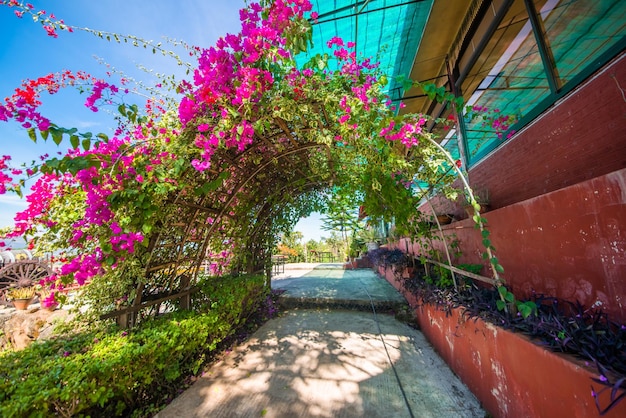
[327,36,344,48]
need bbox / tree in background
[276,231,303,262]
[321,232,343,260]
[321,194,363,261]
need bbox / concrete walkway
[156,264,484,418]
[272,263,408,312]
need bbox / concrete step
[272,265,409,313]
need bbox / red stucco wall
[412,52,626,322]
[407,167,626,322]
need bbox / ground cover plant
[0,273,281,417]
[368,247,626,415]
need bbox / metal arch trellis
[231,178,332,274]
[227,177,330,244]
[100,130,500,327]
[108,133,334,326]
[140,107,331,274]
[190,142,331,274]
[100,112,504,327]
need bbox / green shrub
[0,273,268,417]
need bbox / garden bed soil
[378,265,626,418]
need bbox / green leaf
[44,158,61,171]
[82,139,91,151]
[496,300,506,311]
[70,135,80,149]
[105,256,116,266]
[27,128,37,142]
[96,133,109,142]
[497,286,507,298]
[52,130,63,145]
[495,263,505,273]
[518,304,532,318]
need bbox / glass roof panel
[299,0,434,100]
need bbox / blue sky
[0,0,325,242]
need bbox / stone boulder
[1,306,69,351]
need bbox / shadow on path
[156,309,484,418]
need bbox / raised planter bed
[377,265,626,418]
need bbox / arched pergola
[13,1,498,327]
[119,111,342,325]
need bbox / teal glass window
[461,0,551,164]
[460,0,625,166]
[534,0,626,88]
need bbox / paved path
[272,263,408,311]
[156,264,484,418]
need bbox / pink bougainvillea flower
[327,36,344,48]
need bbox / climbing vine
[0,0,498,317]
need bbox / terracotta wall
[410,52,626,322]
[405,167,626,322]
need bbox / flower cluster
[85,80,119,112]
[179,0,315,172]
[0,70,102,137]
[379,116,427,148]
[59,248,104,285]
[204,247,235,276]
[6,172,60,237]
[466,105,518,139]
[0,155,17,194]
[2,0,73,38]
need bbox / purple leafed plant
[371,248,626,415]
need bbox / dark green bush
[0,273,268,417]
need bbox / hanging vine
[0,0,506,320]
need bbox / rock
[2,307,69,351]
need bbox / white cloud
[0,194,27,228]
[0,194,27,207]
